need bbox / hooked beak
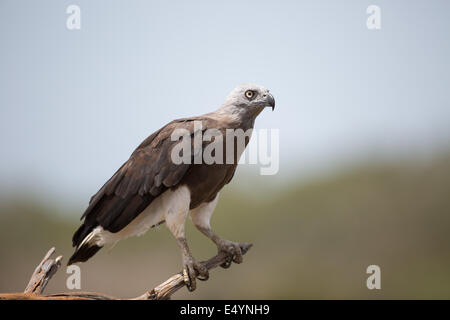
[266,92,275,111]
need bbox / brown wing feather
[72,118,207,247]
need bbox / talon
[218,240,245,267]
[183,268,195,292]
[233,247,243,264]
[183,261,197,292]
[194,262,209,281]
[197,274,209,281]
[220,256,232,269]
[183,257,210,290]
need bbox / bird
[68,83,275,291]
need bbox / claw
[183,263,196,292]
[220,256,232,269]
[194,261,209,281]
[183,258,210,291]
[218,240,245,268]
[232,245,243,264]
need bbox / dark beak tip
[267,93,275,111]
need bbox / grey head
[217,83,275,121]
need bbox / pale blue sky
[1,0,449,206]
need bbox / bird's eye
[245,90,254,99]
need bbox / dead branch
[24,247,63,295]
[0,244,252,300]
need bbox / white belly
[87,186,191,247]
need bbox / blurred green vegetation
[1,153,450,299]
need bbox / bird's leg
[190,203,246,269]
[194,225,246,268]
[175,236,209,291]
[164,192,209,292]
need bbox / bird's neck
[214,104,260,129]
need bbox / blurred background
[1,0,449,299]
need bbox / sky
[0,0,449,206]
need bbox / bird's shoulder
[132,115,222,152]
[86,115,216,205]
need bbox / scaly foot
[216,239,247,268]
[182,255,209,291]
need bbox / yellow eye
[245,90,254,99]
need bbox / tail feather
[68,243,102,265]
[69,224,103,265]
[72,224,89,247]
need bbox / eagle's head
[220,83,275,119]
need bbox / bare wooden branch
[24,247,63,295]
[135,242,252,300]
[0,244,252,300]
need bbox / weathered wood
[0,244,252,300]
[24,247,63,295]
